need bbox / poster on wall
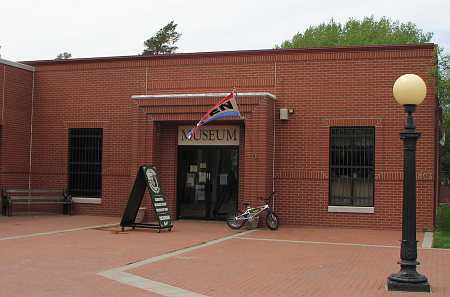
[120,165,173,232]
[186,173,195,187]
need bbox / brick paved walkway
[0,216,448,297]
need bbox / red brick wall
[0,64,33,189]
[23,45,437,229]
[273,50,436,230]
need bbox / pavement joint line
[97,229,256,297]
[422,232,433,248]
[0,223,119,241]
[237,236,400,249]
[106,229,256,272]
[237,236,450,252]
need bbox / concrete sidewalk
[0,215,448,297]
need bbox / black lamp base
[387,271,431,292]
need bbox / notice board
[120,165,172,231]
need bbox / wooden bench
[1,189,72,216]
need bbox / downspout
[272,60,277,210]
[28,71,35,190]
[433,46,440,229]
[2,65,5,122]
[145,66,149,95]
[434,102,441,228]
[1,65,5,190]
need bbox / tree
[143,21,181,55]
[437,49,450,182]
[438,51,450,108]
[277,16,433,48]
[56,52,72,60]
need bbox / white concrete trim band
[98,230,256,297]
[132,92,276,100]
[100,270,209,297]
[72,197,102,204]
[422,232,433,248]
[328,206,375,213]
[0,58,35,72]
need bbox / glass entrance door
[177,146,238,220]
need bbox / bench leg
[64,204,72,215]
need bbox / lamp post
[387,74,430,292]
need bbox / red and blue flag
[187,91,241,139]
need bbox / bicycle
[226,192,279,230]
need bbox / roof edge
[0,58,35,72]
[23,43,435,66]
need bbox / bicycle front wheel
[266,212,279,230]
[226,211,245,230]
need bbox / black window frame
[329,127,375,207]
[68,128,103,197]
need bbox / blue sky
[1,0,449,61]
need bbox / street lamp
[387,74,431,292]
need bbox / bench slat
[9,199,69,203]
[10,201,72,205]
[2,188,72,216]
[9,196,68,200]
[5,190,64,194]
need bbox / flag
[187,91,241,139]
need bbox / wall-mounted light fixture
[279,108,294,120]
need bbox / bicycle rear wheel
[226,211,245,230]
[266,212,279,230]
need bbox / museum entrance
[177,146,239,220]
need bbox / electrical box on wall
[280,108,289,120]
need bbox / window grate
[68,128,102,197]
[329,127,374,207]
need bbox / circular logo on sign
[146,168,160,194]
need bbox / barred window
[329,127,374,207]
[68,128,102,197]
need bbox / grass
[433,204,450,248]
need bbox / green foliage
[143,21,181,55]
[433,205,450,248]
[55,52,72,60]
[438,49,450,180]
[277,16,433,48]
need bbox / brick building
[0,44,440,229]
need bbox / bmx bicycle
[226,192,279,230]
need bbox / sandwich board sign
[120,165,172,232]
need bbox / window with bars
[329,127,375,207]
[68,128,103,197]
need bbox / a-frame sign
[120,165,173,232]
